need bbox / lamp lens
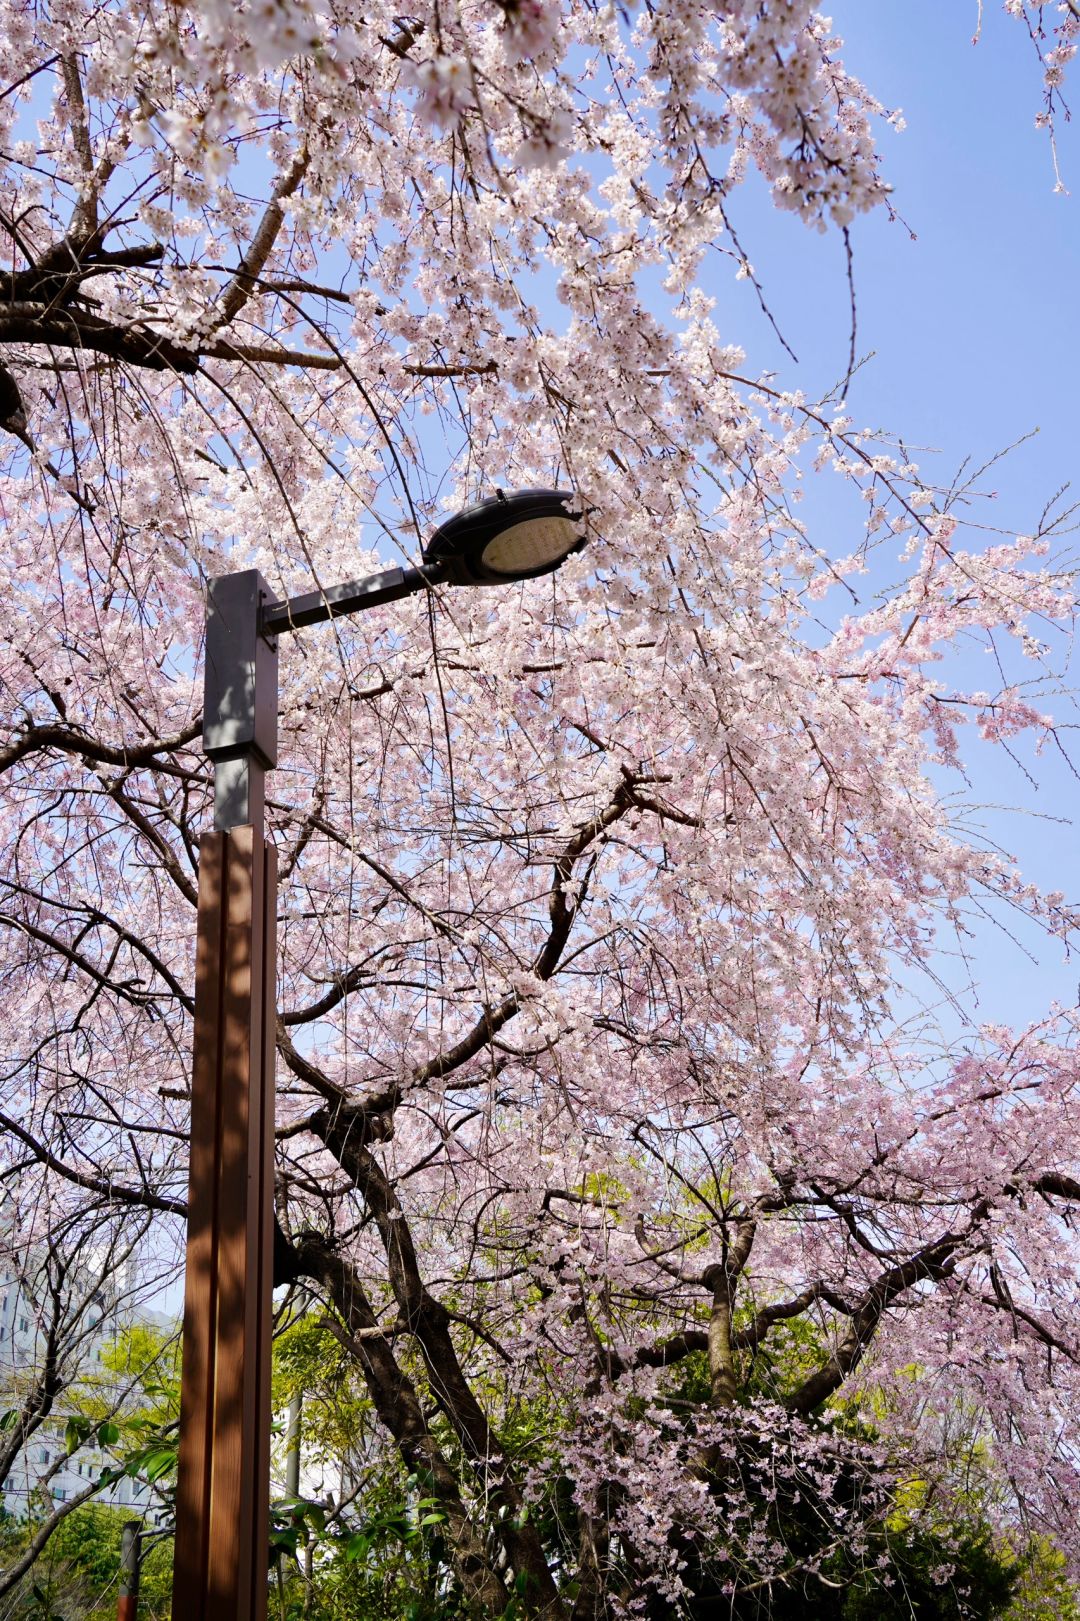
[480,515,579,577]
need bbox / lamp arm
[261,561,447,636]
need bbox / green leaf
[345,1531,370,1563]
[139,1444,178,1482]
[96,1420,121,1447]
[269,1525,301,1556]
[65,1416,91,1454]
[0,1408,19,1432]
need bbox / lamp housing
[422,488,584,586]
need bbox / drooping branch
[983,1261,1080,1363]
[0,143,322,393]
[0,306,199,373]
[0,913,168,1011]
[283,777,664,1612]
[0,718,202,780]
[296,773,647,1149]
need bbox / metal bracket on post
[203,570,279,832]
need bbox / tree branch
[0,1109,186,1216]
[0,718,201,781]
[0,307,198,373]
[785,1229,973,1415]
[216,150,309,327]
[306,1142,566,1618]
[295,1232,514,1617]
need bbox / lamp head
[422,488,585,586]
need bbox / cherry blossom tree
[1,0,1080,1613]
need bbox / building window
[51,1487,66,1501]
[37,1449,48,1464]
[18,1317,28,1333]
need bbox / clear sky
[704,2,1080,1037]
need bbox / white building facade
[0,1250,173,1521]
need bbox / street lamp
[421,487,587,585]
[172,489,583,1621]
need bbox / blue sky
[727,1,1078,495]
[711,2,1080,1034]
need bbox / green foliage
[269,1467,471,1621]
[0,1505,173,1620]
[1003,1537,1080,1621]
[5,1305,1075,1621]
[740,1313,841,1408]
[80,1322,182,1436]
[271,1313,370,1466]
[48,1324,181,1538]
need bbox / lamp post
[172,491,583,1620]
[116,1521,142,1621]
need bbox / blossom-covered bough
[1,0,1079,1611]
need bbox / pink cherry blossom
[0,0,1077,1611]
